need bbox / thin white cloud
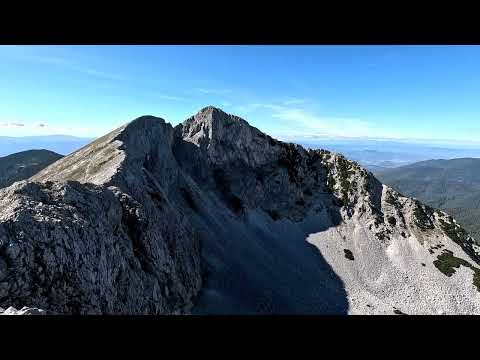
[283,98,308,106]
[234,101,396,140]
[195,88,232,96]
[271,108,374,138]
[8,51,125,82]
[156,94,187,101]
[75,67,125,81]
[0,122,25,127]
[233,103,278,115]
[0,120,105,138]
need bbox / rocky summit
[0,106,479,314]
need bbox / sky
[1,45,480,145]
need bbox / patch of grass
[278,144,303,184]
[335,157,356,203]
[413,201,435,231]
[433,250,468,277]
[433,250,480,292]
[438,216,480,267]
[439,218,470,245]
[385,191,403,210]
[474,270,480,291]
[327,174,336,193]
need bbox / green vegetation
[375,158,480,244]
[278,144,303,184]
[433,250,480,292]
[437,217,480,265]
[433,250,470,276]
[413,201,434,231]
[439,218,470,245]
[446,207,480,242]
[385,191,403,210]
[335,156,357,204]
[326,173,336,194]
[327,173,336,194]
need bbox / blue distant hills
[296,138,480,171]
[0,135,94,157]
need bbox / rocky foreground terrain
[0,106,479,314]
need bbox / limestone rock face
[1,116,201,314]
[1,106,480,314]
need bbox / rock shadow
[173,137,349,315]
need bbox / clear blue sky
[1,45,480,144]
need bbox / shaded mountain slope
[0,150,62,189]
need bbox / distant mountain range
[0,135,93,157]
[298,139,480,171]
[375,158,480,242]
[0,149,63,189]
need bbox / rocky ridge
[0,106,479,314]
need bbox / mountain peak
[197,105,223,114]
[191,105,243,128]
[32,114,173,186]
[122,115,166,136]
[175,106,280,169]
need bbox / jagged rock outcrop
[0,106,479,314]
